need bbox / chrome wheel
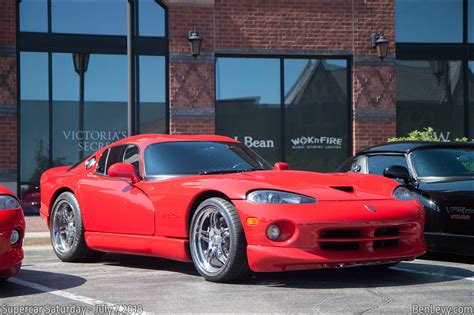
[191,206,231,275]
[52,201,77,254]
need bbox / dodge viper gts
[0,186,25,282]
[40,135,426,282]
[338,141,474,257]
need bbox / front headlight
[247,190,317,204]
[393,187,416,201]
[0,195,21,210]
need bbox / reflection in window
[216,58,281,163]
[52,53,128,166]
[139,56,166,133]
[396,60,464,139]
[469,62,474,138]
[396,0,463,43]
[20,0,48,32]
[284,59,349,172]
[470,0,474,43]
[139,0,166,37]
[52,0,127,35]
[20,52,49,183]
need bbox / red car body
[0,186,25,280]
[40,135,426,274]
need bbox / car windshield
[144,141,272,176]
[411,148,474,178]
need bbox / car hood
[180,170,400,201]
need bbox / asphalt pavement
[0,247,473,314]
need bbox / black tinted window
[124,145,140,175]
[145,142,271,176]
[367,155,408,176]
[96,149,109,175]
[411,148,474,177]
[106,145,127,174]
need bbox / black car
[338,141,474,257]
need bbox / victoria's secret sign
[63,130,127,151]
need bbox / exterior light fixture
[72,53,90,160]
[187,28,203,57]
[370,33,389,60]
[73,53,90,75]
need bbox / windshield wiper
[199,168,261,175]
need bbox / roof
[358,141,474,155]
[111,134,239,147]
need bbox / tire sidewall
[50,192,85,261]
[189,198,244,281]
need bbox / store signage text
[291,136,342,150]
[233,136,274,148]
[63,130,127,151]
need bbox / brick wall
[166,0,396,152]
[0,0,17,189]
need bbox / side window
[123,145,140,175]
[337,156,364,173]
[106,145,127,174]
[96,149,109,175]
[337,157,355,172]
[367,155,408,176]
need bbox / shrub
[387,127,473,143]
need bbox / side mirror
[383,165,411,183]
[108,163,140,183]
[274,162,290,171]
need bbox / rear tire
[50,192,103,262]
[189,197,250,282]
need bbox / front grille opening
[374,239,399,249]
[320,242,360,251]
[375,227,399,237]
[320,229,361,239]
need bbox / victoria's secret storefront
[2,0,473,212]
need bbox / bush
[387,127,473,143]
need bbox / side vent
[330,186,354,193]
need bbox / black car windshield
[144,141,272,176]
[411,148,474,178]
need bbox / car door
[79,144,155,235]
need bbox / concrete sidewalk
[24,215,50,247]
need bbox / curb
[24,232,50,247]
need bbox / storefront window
[138,0,166,37]
[52,53,128,165]
[20,0,48,32]
[469,62,474,138]
[469,0,474,43]
[396,0,463,43]
[216,57,350,171]
[216,58,281,163]
[396,60,464,139]
[139,56,166,133]
[284,59,349,172]
[20,52,49,184]
[52,0,127,35]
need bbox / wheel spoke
[200,230,210,243]
[209,211,219,229]
[215,246,227,265]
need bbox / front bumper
[0,209,25,279]
[425,232,474,257]
[234,199,426,272]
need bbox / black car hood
[418,178,474,194]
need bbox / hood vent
[330,186,354,193]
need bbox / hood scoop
[329,186,354,193]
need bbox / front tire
[189,197,250,282]
[50,192,103,262]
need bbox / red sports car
[0,186,25,282]
[40,135,426,282]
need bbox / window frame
[396,0,474,139]
[214,54,353,169]
[16,0,169,193]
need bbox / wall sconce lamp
[370,33,389,60]
[187,28,203,58]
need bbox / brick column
[0,0,17,193]
[352,0,396,154]
[166,1,216,134]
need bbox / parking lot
[0,246,472,314]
